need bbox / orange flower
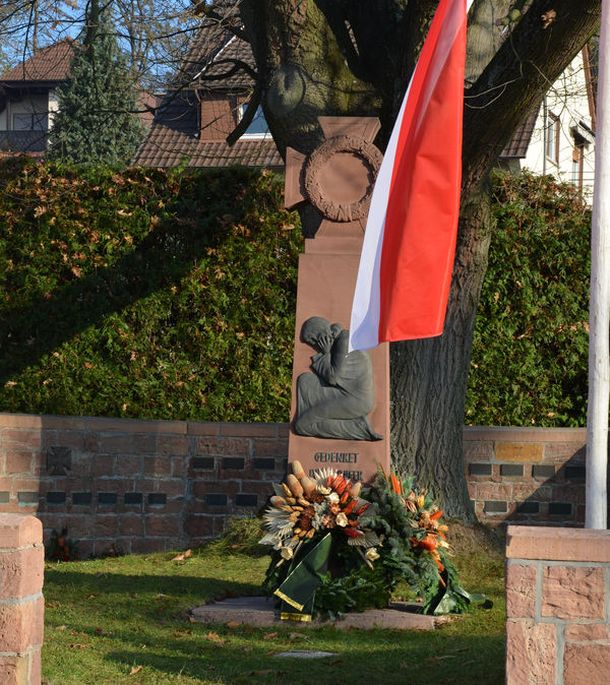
[390,473,402,495]
[343,499,357,515]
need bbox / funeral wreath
[260,461,479,621]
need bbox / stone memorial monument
[285,117,391,482]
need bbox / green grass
[43,525,506,685]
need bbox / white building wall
[48,89,59,130]
[522,52,596,199]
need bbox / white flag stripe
[348,90,410,351]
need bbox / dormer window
[239,104,270,139]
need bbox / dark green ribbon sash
[274,533,332,620]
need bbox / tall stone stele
[285,117,390,482]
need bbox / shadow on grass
[44,568,262,606]
[105,630,505,685]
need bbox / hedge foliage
[0,159,302,421]
[465,171,591,427]
[0,162,593,426]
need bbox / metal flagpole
[586,0,610,529]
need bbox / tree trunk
[391,185,493,518]
[240,0,378,155]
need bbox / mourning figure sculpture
[293,316,382,441]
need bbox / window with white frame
[239,105,270,139]
[545,111,560,165]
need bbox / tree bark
[240,0,379,155]
[391,187,493,518]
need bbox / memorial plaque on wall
[285,117,391,483]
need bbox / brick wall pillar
[0,514,44,685]
[506,525,610,684]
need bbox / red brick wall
[0,514,44,685]
[464,427,588,525]
[0,414,287,557]
[0,414,592,557]
[506,526,610,684]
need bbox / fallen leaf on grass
[155,593,170,599]
[68,643,87,650]
[129,665,143,675]
[173,629,192,638]
[56,625,67,631]
[171,549,193,562]
[226,620,241,629]
[264,632,279,639]
[204,631,225,645]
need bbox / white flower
[262,506,295,539]
[335,512,348,527]
[281,546,294,560]
[365,547,380,562]
[327,492,340,504]
[311,467,339,483]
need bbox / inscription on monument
[309,468,363,482]
[314,451,358,464]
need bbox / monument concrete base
[190,596,453,631]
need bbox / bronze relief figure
[293,316,382,442]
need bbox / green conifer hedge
[0,159,301,421]
[465,171,591,427]
[0,161,592,426]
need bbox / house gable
[134,16,281,169]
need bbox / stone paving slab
[191,596,452,630]
[273,650,337,659]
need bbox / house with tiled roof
[134,14,282,170]
[0,40,75,155]
[136,12,595,196]
[0,39,158,158]
[499,47,596,197]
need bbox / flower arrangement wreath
[260,461,481,621]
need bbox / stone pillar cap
[507,525,610,562]
[0,514,42,548]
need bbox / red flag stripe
[379,0,469,341]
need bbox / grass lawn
[42,523,506,685]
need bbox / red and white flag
[349,0,473,350]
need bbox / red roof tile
[1,39,76,82]
[134,121,282,168]
[135,8,282,169]
[194,35,256,91]
[500,106,540,159]
[138,3,538,169]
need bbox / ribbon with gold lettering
[274,533,332,620]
